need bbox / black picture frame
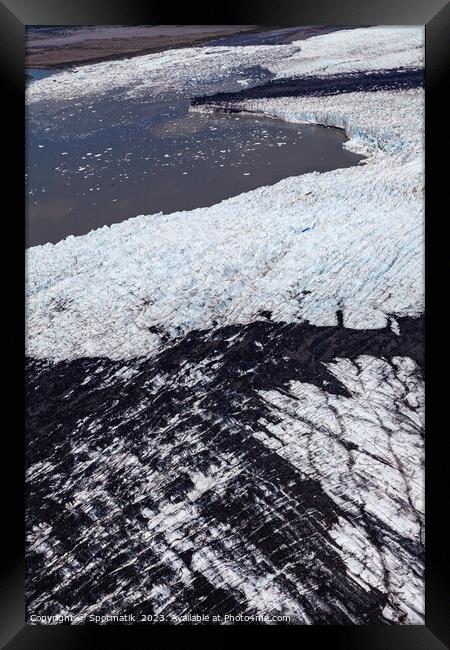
[1,1,447,646]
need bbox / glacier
[25,26,424,625]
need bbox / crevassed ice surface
[25,26,424,625]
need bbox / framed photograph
[1,0,447,646]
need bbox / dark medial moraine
[26,315,423,623]
[190,67,425,109]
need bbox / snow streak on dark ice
[26,316,424,624]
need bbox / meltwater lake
[26,63,363,248]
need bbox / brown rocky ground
[25,25,258,68]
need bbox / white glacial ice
[25,26,425,625]
[256,354,424,622]
[26,27,423,105]
[26,27,424,361]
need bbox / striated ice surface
[26,26,425,625]
[26,85,424,360]
[26,321,424,624]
